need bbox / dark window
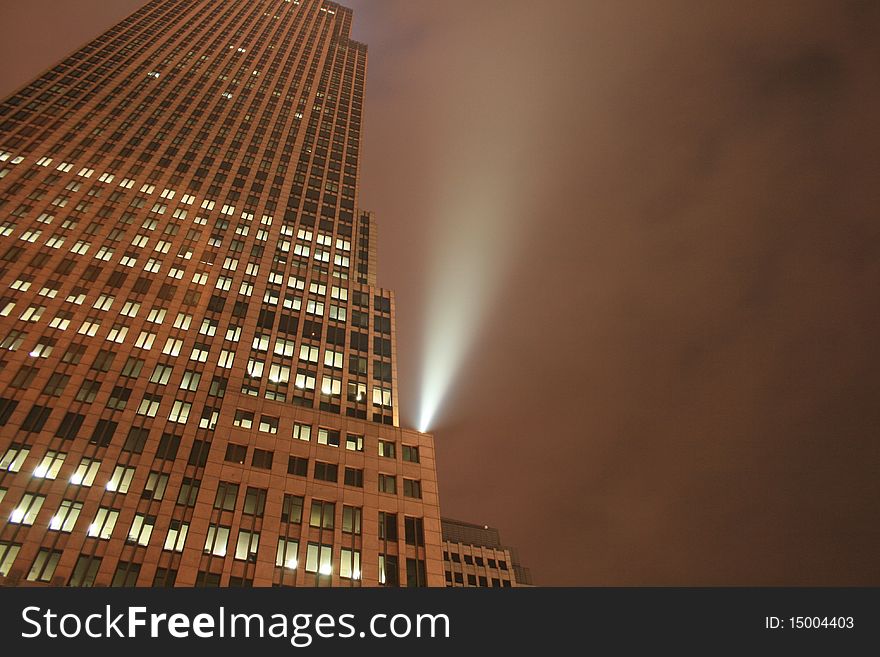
[374,295,391,313]
[373,337,392,357]
[344,467,363,488]
[11,365,39,389]
[281,494,304,523]
[224,443,247,464]
[213,482,238,511]
[195,571,221,587]
[69,555,101,587]
[89,419,117,447]
[287,455,308,476]
[177,477,200,506]
[91,349,115,372]
[243,487,266,516]
[43,373,70,397]
[381,555,399,587]
[0,398,19,425]
[152,568,178,587]
[378,474,396,494]
[155,432,181,460]
[379,512,397,541]
[404,517,425,546]
[403,479,422,499]
[313,461,337,482]
[188,439,210,467]
[121,357,144,378]
[75,379,101,403]
[406,558,427,588]
[61,344,86,365]
[55,412,85,440]
[326,326,345,345]
[106,386,131,410]
[122,427,149,453]
[251,448,273,470]
[110,561,141,587]
[21,405,52,433]
[402,445,420,463]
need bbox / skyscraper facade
[441,518,534,587]
[0,0,443,587]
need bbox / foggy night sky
[2,1,879,586]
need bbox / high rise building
[441,518,533,587]
[0,0,443,587]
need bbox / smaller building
[441,517,533,587]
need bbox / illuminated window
[305,543,333,575]
[378,441,396,459]
[235,530,260,561]
[259,415,279,434]
[317,428,340,447]
[143,472,169,500]
[180,370,201,391]
[0,542,21,577]
[70,457,100,486]
[340,548,361,580]
[33,450,65,479]
[10,493,45,525]
[233,409,254,429]
[127,514,155,546]
[218,350,235,368]
[324,349,343,368]
[373,387,393,407]
[204,525,230,556]
[106,465,135,493]
[135,331,156,349]
[48,500,82,532]
[164,521,188,552]
[1,444,30,473]
[299,344,319,362]
[294,372,315,390]
[321,376,341,396]
[348,381,367,403]
[136,394,162,417]
[276,538,299,569]
[162,337,183,356]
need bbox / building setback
[0,0,443,587]
[441,518,533,587]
